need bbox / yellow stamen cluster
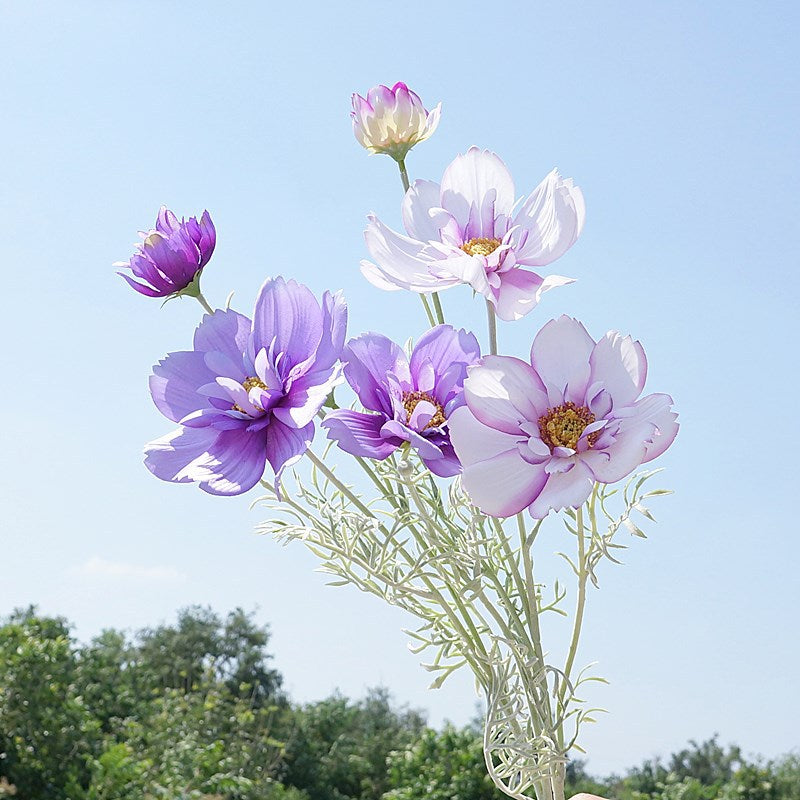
[538,402,598,451]
[461,237,502,258]
[402,390,446,430]
[233,376,268,414]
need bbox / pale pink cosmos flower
[361,147,585,321]
[351,82,441,160]
[449,316,678,518]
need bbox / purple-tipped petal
[343,333,410,415]
[464,356,548,435]
[322,410,400,460]
[589,332,648,407]
[527,459,594,519]
[409,325,481,392]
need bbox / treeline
[0,607,797,800]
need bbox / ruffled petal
[273,364,343,429]
[409,325,481,389]
[144,425,219,484]
[199,427,270,496]
[322,409,399,460]
[463,356,549,435]
[343,333,410,415]
[440,147,515,231]
[527,459,594,518]
[530,316,595,403]
[589,332,648,408]
[448,406,524,465]
[149,350,216,423]
[511,169,585,266]
[362,215,455,293]
[252,277,324,372]
[402,180,450,242]
[193,309,252,369]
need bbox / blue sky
[1,0,798,775]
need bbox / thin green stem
[558,504,589,726]
[486,299,498,355]
[419,295,436,327]
[195,291,214,315]
[305,451,375,519]
[397,158,411,193]
[431,292,445,325]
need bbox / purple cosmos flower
[449,316,678,518]
[351,82,441,160]
[322,325,481,477]
[361,147,585,321]
[116,206,216,298]
[144,277,347,495]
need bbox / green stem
[419,295,436,327]
[397,158,411,193]
[305,450,375,519]
[431,292,445,325]
[558,504,589,727]
[195,291,214,315]
[486,299,498,355]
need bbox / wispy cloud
[74,556,187,582]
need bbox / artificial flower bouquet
[120,81,678,800]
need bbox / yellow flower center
[538,402,598,451]
[403,390,446,430]
[461,237,502,258]
[233,376,268,414]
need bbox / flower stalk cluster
[120,82,678,800]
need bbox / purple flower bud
[351,82,441,160]
[116,206,216,298]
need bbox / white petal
[530,316,595,402]
[589,332,648,407]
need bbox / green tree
[0,608,98,799]
[384,725,505,800]
[281,688,424,800]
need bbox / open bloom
[449,316,678,518]
[116,206,216,298]
[144,277,346,495]
[322,325,480,477]
[351,82,441,160]
[361,147,585,321]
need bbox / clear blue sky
[1,0,798,775]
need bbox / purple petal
[193,309,252,370]
[264,419,314,489]
[149,350,217,423]
[252,277,324,373]
[144,425,218,484]
[421,438,462,478]
[314,290,348,369]
[343,332,410,415]
[273,364,343,429]
[198,426,270,496]
[322,409,400,460]
[409,325,481,394]
[448,406,523,466]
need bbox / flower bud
[116,206,216,298]
[351,82,441,161]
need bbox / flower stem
[431,292,445,325]
[195,291,214,315]
[486,299,498,355]
[305,450,375,519]
[420,295,436,327]
[558,503,589,736]
[397,158,411,193]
